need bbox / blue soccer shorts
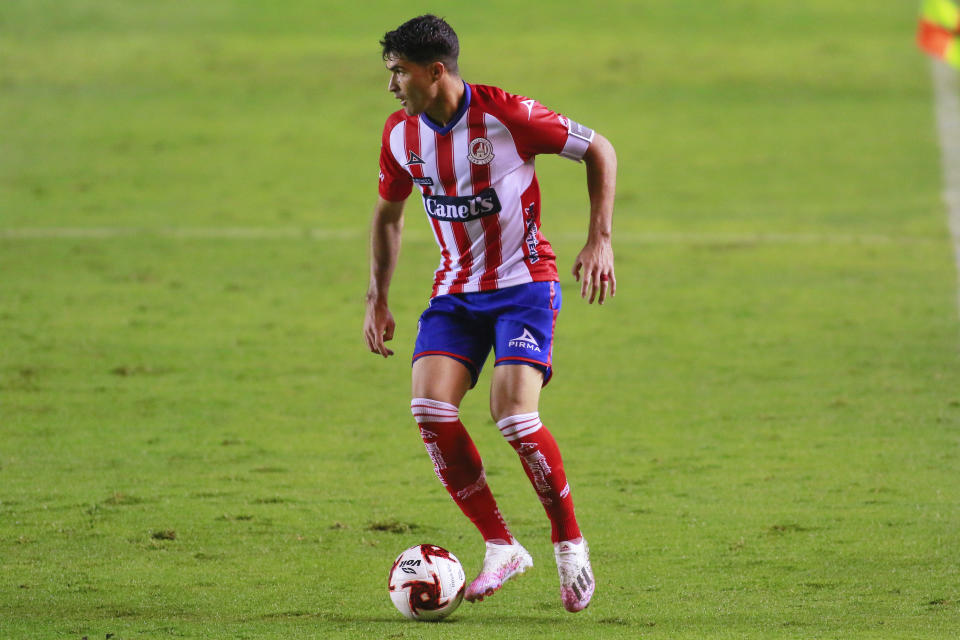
[412,281,561,388]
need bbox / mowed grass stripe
[0,227,945,246]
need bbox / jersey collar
[419,81,471,136]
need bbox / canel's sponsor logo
[508,329,541,352]
[423,187,501,222]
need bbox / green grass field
[3,1,960,638]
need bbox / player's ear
[429,61,444,81]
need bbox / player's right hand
[363,300,396,357]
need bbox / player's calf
[411,398,513,543]
[496,412,581,543]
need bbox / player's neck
[424,77,465,128]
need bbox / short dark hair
[380,15,459,73]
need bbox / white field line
[0,226,940,246]
[555,231,921,245]
[931,60,960,319]
[0,227,360,240]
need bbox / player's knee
[495,412,543,442]
[489,363,544,422]
[411,397,459,425]
[489,392,531,423]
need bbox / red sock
[497,412,581,543]
[411,398,512,543]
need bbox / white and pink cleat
[555,538,595,612]
[464,539,534,602]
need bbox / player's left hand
[572,238,616,304]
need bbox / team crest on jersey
[467,137,494,165]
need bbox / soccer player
[363,15,616,613]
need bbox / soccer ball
[388,544,465,621]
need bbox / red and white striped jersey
[378,82,595,297]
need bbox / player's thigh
[489,363,544,422]
[411,355,474,406]
[490,281,561,398]
[412,294,494,398]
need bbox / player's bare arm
[364,196,405,358]
[572,132,617,305]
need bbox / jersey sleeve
[378,118,413,202]
[488,87,596,162]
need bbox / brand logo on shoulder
[508,328,541,352]
[413,176,434,187]
[423,187,501,222]
[467,137,494,165]
[405,151,425,166]
[521,99,536,119]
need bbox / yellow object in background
[918,0,960,67]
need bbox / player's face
[385,55,438,117]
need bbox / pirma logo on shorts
[509,329,541,352]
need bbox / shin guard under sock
[411,398,512,543]
[497,412,581,543]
